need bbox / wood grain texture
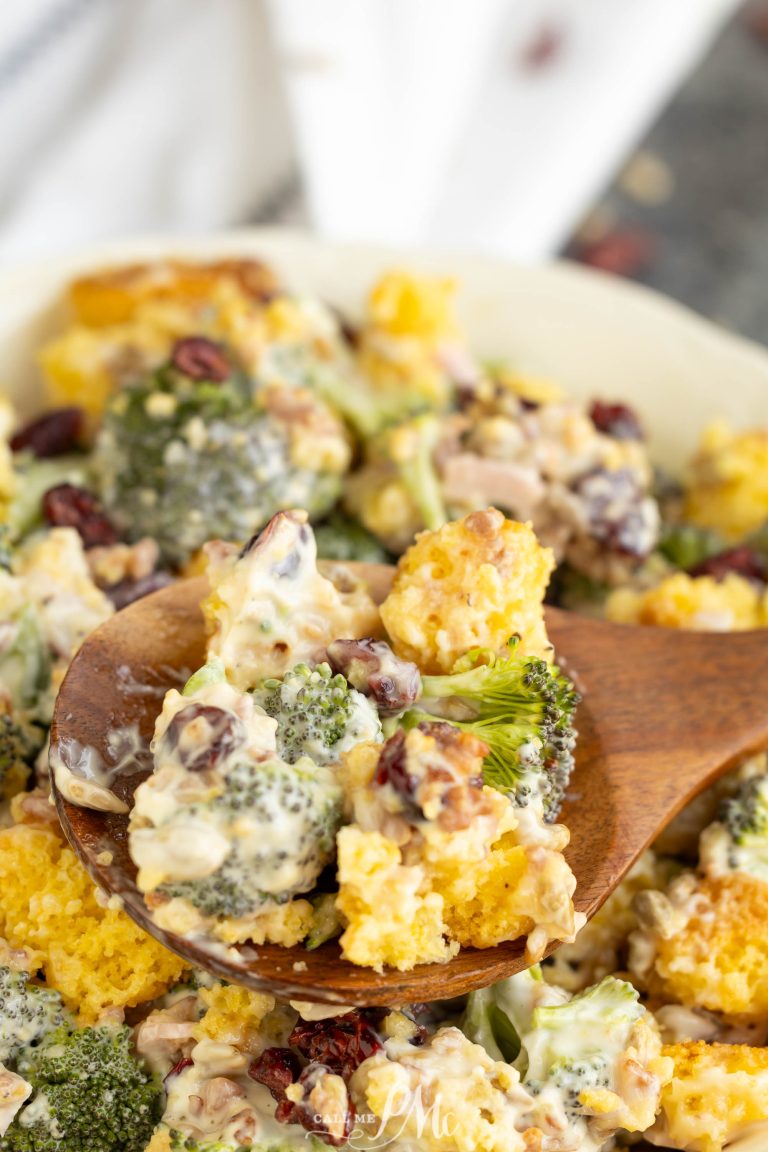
[50,564,768,1006]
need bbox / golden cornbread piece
[634,873,768,1021]
[652,1041,768,1152]
[0,823,186,1023]
[69,258,278,327]
[685,421,768,539]
[606,571,768,632]
[380,508,554,673]
[194,984,275,1051]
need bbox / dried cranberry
[170,336,231,382]
[106,571,173,610]
[573,468,656,559]
[688,546,767,584]
[249,1047,302,1104]
[572,228,656,278]
[289,1010,383,1081]
[11,407,84,458]
[161,704,247,772]
[163,1057,193,1085]
[42,484,118,548]
[589,400,644,441]
[374,729,419,804]
[327,638,421,715]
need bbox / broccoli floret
[0,968,67,1067]
[314,512,392,564]
[657,523,724,570]
[3,1024,161,1152]
[2,455,86,547]
[0,607,51,716]
[386,414,448,534]
[158,758,343,917]
[306,355,429,439]
[407,641,579,820]
[0,715,44,802]
[253,662,382,767]
[168,1135,238,1152]
[521,976,644,1114]
[93,353,344,567]
[720,773,768,881]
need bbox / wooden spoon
[50,563,768,1006]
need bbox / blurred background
[0,0,765,338]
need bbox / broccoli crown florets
[3,1024,160,1152]
[94,353,344,566]
[0,715,44,803]
[314,512,392,564]
[0,606,51,717]
[253,662,382,767]
[410,641,579,820]
[160,758,343,917]
[0,968,67,1066]
[720,773,768,880]
[523,976,644,1094]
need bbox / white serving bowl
[1,228,767,472]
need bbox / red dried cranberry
[374,729,419,803]
[327,639,421,715]
[106,571,173,611]
[161,704,246,772]
[688,546,767,584]
[170,336,231,382]
[10,407,84,458]
[163,1057,193,1085]
[249,1047,303,1104]
[42,484,118,548]
[289,1010,383,1081]
[589,400,644,441]
[572,228,656,278]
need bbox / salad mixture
[0,258,766,1151]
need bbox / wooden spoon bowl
[50,564,768,1006]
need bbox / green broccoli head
[0,715,45,803]
[314,512,392,564]
[0,968,67,1067]
[0,606,51,718]
[409,641,579,820]
[523,975,644,1105]
[159,758,343,918]
[4,1023,160,1152]
[252,662,383,767]
[2,455,87,548]
[720,773,768,881]
[468,971,645,1121]
[93,348,345,567]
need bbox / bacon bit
[171,337,231,382]
[571,229,656,278]
[11,407,84,457]
[42,483,118,548]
